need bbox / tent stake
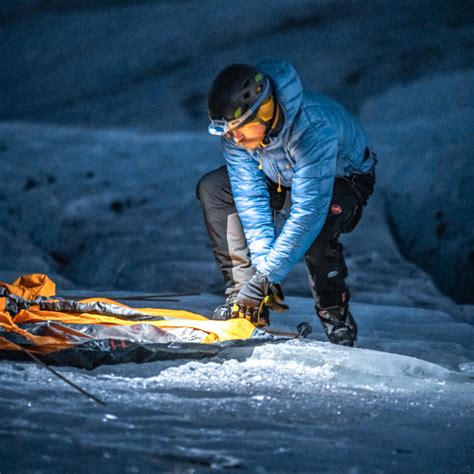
[15,344,106,406]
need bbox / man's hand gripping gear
[231,273,289,327]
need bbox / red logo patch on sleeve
[331,204,343,214]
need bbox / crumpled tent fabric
[1,273,56,300]
[0,274,272,369]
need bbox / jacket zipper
[257,149,282,193]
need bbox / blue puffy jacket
[222,60,375,283]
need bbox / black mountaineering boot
[316,305,358,347]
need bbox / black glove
[266,283,289,313]
[232,273,270,321]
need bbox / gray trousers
[196,165,374,307]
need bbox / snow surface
[1,294,473,473]
[1,1,473,472]
[360,69,474,303]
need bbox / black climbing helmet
[208,64,272,135]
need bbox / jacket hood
[257,60,303,139]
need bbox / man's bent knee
[196,166,230,202]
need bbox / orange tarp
[0,274,258,355]
[0,273,56,299]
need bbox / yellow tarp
[0,274,258,356]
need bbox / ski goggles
[208,77,272,136]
